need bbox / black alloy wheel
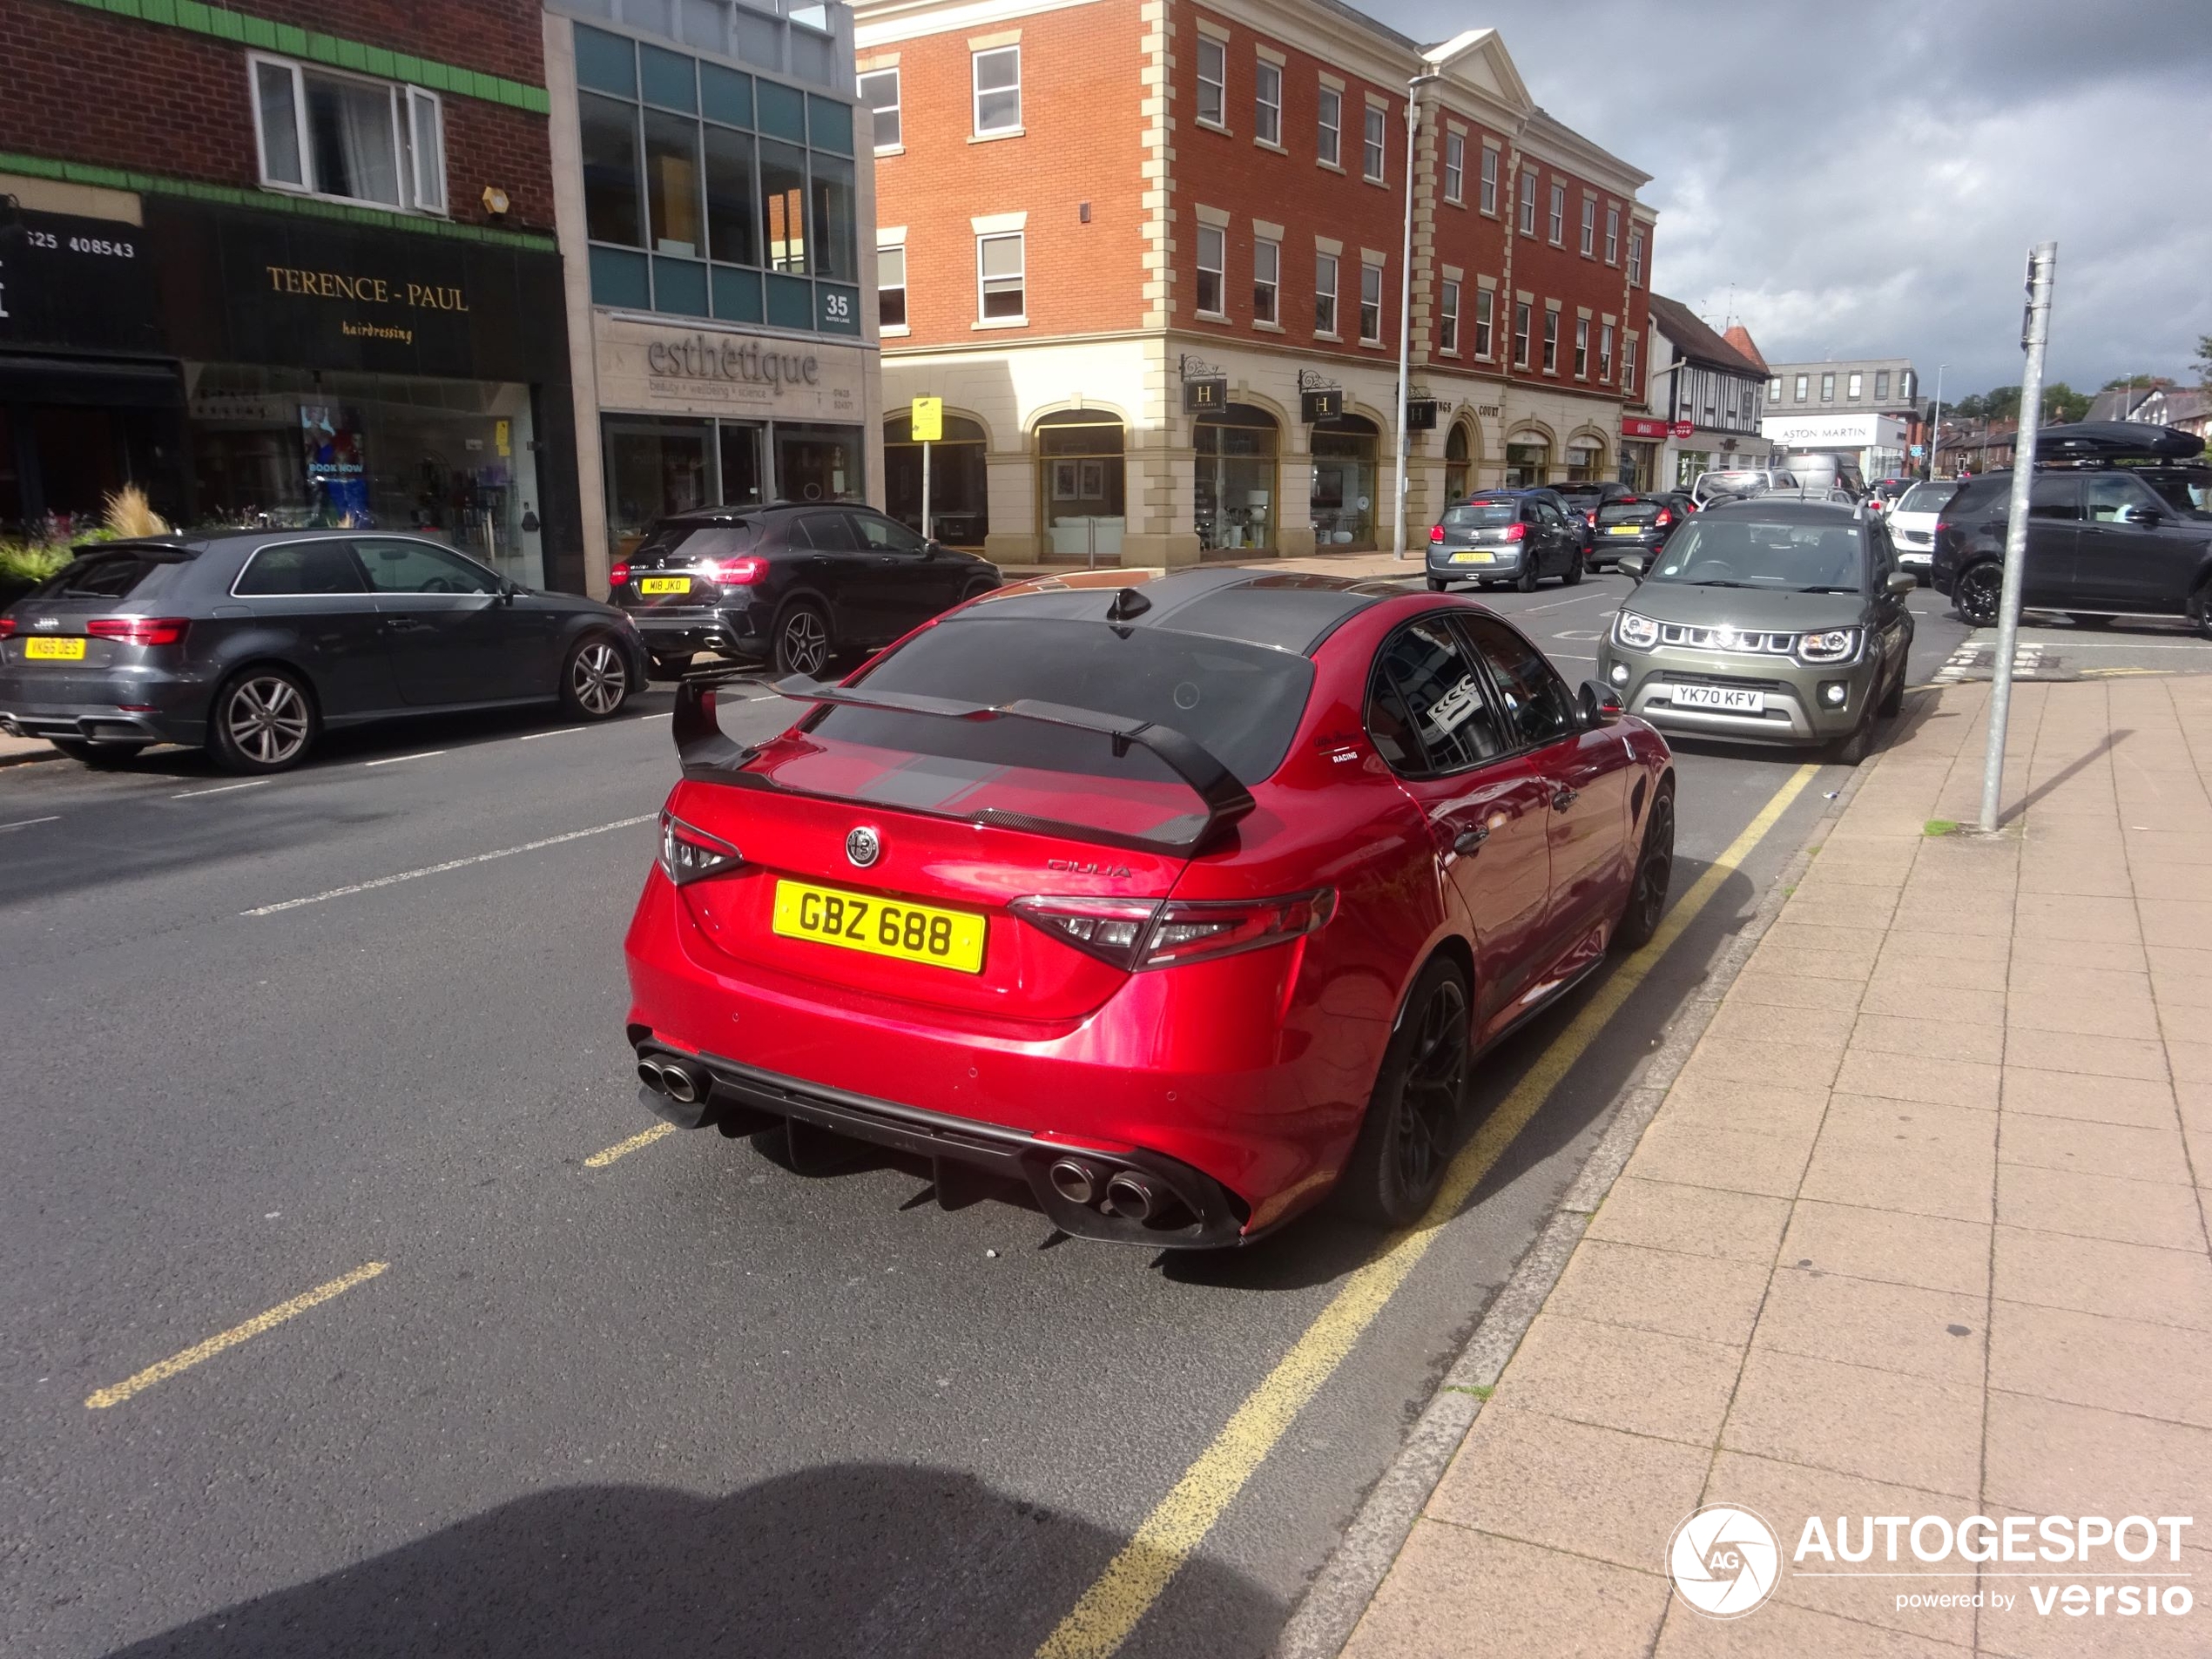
[1516,552,1541,593]
[1336,958,1471,1225]
[209,666,318,773]
[561,633,631,719]
[1614,787,1675,952]
[1954,560,2004,626]
[1562,547,1585,586]
[773,601,832,678]
[1426,577,1449,592]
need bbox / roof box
[2033,421,2204,462]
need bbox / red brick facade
[1,0,556,233]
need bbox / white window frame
[1480,146,1498,214]
[1362,105,1386,182]
[1314,251,1339,335]
[1518,167,1537,236]
[877,242,908,332]
[1317,86,1341,166]
[1439,278,1460,353]
[1622,332,1638,396]
[1770,375,1783,401]
[976,230,1024,321]
[1548,182,1565,245]
[1848,370,1864,401]
[1822,372,1836,402]
[1474,287,1494,358]
[1254,60,1281,145]
[1578,196,1595,257]
[1359,259,1383,343]
[1253,237,1279,324]
[1599,322,1613,381]
[1541,307,1559,373]
[1795,374,1809,401]
[1574,316,1589,378]
[249,52,445,216]
[1513,301,1531,368]
[859,67,901,151]
[1628,229,1644,285]
[1443,132,1463,204]
[1604,205,1620,264]
[972,45,1022,136]
[1197,37,1226,128]
[1196,223,1226,317]
[1875,369,1891,401]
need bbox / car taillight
[706,556,766,586]
[1429,523,1445,543]
[0,617,16,638]
[1011,888,1337,972]
[610,562,631,586]
[658,810,742,885]
[1585,511,1597,526]
[1502,523,1527,542]
[1654,508,1672,527]
[86,617,189,647]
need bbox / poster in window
[300,405,369,524]
[1078,460,1105,499]
[1052,460,1080,502]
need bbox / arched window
[1505,432,1550,487]
[1310,412,1379,548]
[1035,411,1126,563]
[1195,404,1279,551]
[1444,421,1473,503]
[885,411,988,546]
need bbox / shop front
[1619,415,1668,489]
[146,200,580,590]
[1505,435,1550,487]
[1310,413,1379,549]
[1195,404,1278,554]
[591,314,869,564]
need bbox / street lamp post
[1391,70,1442,559]
[1926,362,1948,481]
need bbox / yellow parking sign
[910,396,942,443]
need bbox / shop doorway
[1195,404,1278,553]
[719,423,765,509]
[886,410,989,547]
[1444,420,1474,504]
[605,415,712,563]
[1035,411,1126,564]
[775,423,860,504]
[1309,414,1378,548]
[1505,438,1549,487]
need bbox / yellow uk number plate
[1448,550,1496,565]
[770,879,987,974]
[1607,524,1642,536]
[638,576,691,595]
[24,637,87,660]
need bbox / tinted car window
[234,542,367,596]
[795,512,860,551]
[49,553,165,598]
[1648,516,1866,591]
[2083,475,2161,523]
[1373,617,1507,774]
[1896,482,1956,513]
[2029,476,2081,521]
[1444,502,1518,529]
[354,538,500,595]
[1457,616,1576,747]
[648,523,759,560]
[818,615,1314,786]
[851,510,927,553]
[1597,502,1660,525]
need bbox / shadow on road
[105,1464,1275,1659]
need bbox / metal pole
[921,438,931,543]
[1391,84,1423,559]
[1926,363,1946,481]
[1978,242,2057,834]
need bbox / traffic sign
[1670,419,1694,438]
[910,396,942,442]
[1910,444,1925,457]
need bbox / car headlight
[1797,628,1861,664]
[1614,610,1659,649]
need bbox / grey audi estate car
[0,530,646,772]
[1596,499,1915,765]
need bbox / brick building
[1,0,588,588]
[853,0,1656,563]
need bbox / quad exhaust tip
[1048,1157,1100,1206]
[637,1059,670,1095]
[1104,1170,1157,1224]
[637,1056,704,1104]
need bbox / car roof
[659,499,873,524]
[1696,498,1863,521]
[968,567,1402,656]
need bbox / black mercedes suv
[610,501,1001,677]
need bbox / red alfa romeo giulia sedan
[624,569,1673,1247]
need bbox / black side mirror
[1617,554,1645,582]
[1885,571,1916,597]
[2121,504,2162,527]
[1578,678,1624,728]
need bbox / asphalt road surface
[1,571,1980,1659]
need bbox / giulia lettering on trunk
[1048,857,1134,878]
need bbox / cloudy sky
[1386,0,2212,400]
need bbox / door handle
[1551,787,1580,812]
[1453,825,1490,856]
[382,617,434,632]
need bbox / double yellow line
[1035,764,1820,1659]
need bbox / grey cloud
[1383,0,2212,393]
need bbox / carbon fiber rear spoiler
[670,671,1257,854]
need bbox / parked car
[1691,467,1799,506]
[0,530,645,772]
[1783,453,1869,501]
[625,568,1675,1244]
[1553,480,1638,535]
[610,501,1002,678]
[1426,489,1586,590]
[1599,498,1915,764]
[1590,495,1688,567]
[1932,451,2212,635]
[1867,477,1916,512]
[1886,478,1959,582]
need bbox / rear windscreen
[644,523,758,560]
[44,554,167,599]
[1444,502,1518,529]
[1896,482,1957,514]
[811,616,1314,787]
[1596,502,1659,525]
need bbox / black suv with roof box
[1929,423,2212,634]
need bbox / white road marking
[1521,591,1620,613]
[364,750,447,767]
[174,780,271,799]
[0,815,61,832]
[243,813,656,916]
[522,726,585,741]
